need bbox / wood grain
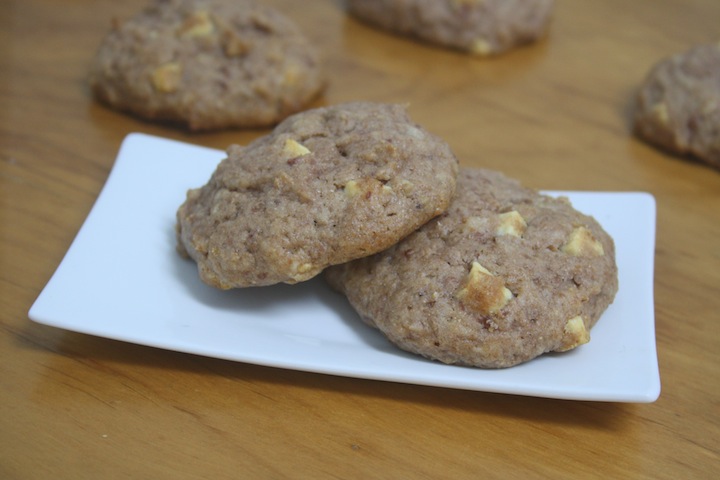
[1,0,719,478]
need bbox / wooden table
[2,0,719,478]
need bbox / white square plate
[29,133,660,402]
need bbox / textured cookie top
[88,0,324,130]
[634,43,720,168]
[326,168,618,368]
[177,102,459,288]
[347,0,554,56]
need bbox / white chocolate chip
[343,180,361,197]
[282,64,302,86]
[283,138,311,158]
[151,62,182,93]
[470,38,492,56]
[177,11,215,38]
[556,316,590,352]
[497,211,527,237]
[292,261,314,274]
[562,226,604,257]
[456,261,513,314]
[652,102,669,125]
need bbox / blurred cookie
[177,102,459,288]
[326,168,618,369]
[89,0,324,131]
[347,0,554,56]
[634,43,720,169]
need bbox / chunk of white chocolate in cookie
[151,62,182,93]
[556,315,591,351]
[456,261,513,314]
[282,138,311,158]
[496,210,527,237]
[177,11,215,38]
[562,226,604,257]
[289,259,315,279]
[470,38,492,56]
[652,102,669,125]
[343,180,361,197]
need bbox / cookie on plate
[347,0,554,56]
[89,0,325,131]
[634,43,720,169]
[326,168,618,369]
[177,102,459,288]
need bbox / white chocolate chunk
[178,11,215,38]
[470,38,492,56]
[456,261,513,314]
[291,261,314,274]
[652,102,669,125]
[283,138,311,158]
[497,211,527,237]
[151,62,182,93]
[556,315,591,352]
[562,226,604,257]
[344,180,361,197]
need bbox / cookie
[177,102,459,288]
[88,0,324,131]
[634,43,720,169]
[326,168,618,369]
[347,0,554,56]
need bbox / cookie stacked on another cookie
[326,168,618,368]
[89,0,325,130]
[177,102,459,288]
[347,0,555,56]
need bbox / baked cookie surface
[177,102,459,288]
[634,43,720,169]
[347,0,554,56]
[326,168,618,368]
[89,0,324,131]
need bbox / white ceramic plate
[29,133,660,402]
